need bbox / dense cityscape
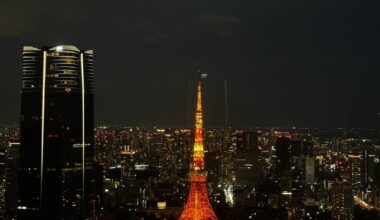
[2,96,380,219]
[0,45,380,219]
[1,1,379,219]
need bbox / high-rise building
[0,146,5,217]
[4,142,20,219]
[234,131,262,205]
[275,135,291,174]
[18,45,95,219]
[331,182,353,220]
[179,81,217,220]
[290,140,313,158]
[303,141,313,157]
[348,154,361,187]
[0,147,4,178]
[236,131,258,153]
[361,150,374,188]
[235,131,260,185]
[275,135,294,207]
[305,157,315,184]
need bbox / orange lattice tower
[179,81,218,220]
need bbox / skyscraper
[275,135,291,174]
[5,142,20,219]
[179,81,217,220]
[275,135,292,206]
[305,157,315,185]
[331,182,353,220]
[234,131,262,206]
[18,45,95,219]
[361,150,374,188]
[348,154,361,187]
[0,146,5,217]
[235,131,260,187]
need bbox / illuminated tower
[18,45,95,219]
[179,81,218,220]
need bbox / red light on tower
[179,81,218,220]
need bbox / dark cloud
[193,12,239,26]
[0,0,379,128]
[0,0,90,37]
[0,3,35,37]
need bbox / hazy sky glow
[0,0,379,127]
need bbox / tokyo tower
[179,81,218,220]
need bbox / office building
[4,142,20,219]
[275,135,291,174]
[18,45,95,219]
[305,157,315,184]
[331,182,353,220]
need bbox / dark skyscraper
[331,182,353,220]
[235,131,260,186]
[275,135,293,206]
[275,135,291,174]
[236,131,259,154]
[305,157,315,185]
[234,131,262,206]
[361,150,374,188]
[18,45,95,219]
[5,142,20,219]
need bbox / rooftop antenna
[224,80,229,129]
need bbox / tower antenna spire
[179,79,218,220]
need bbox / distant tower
[187,79,192,128]
[224,80,228,128]
[18,45,95,219]
[179,81,218,220]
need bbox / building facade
[5,142,20,219]
[331,182,353,220]
[18,45,95,219]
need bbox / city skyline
[1,1,380,219]
[0,0,380,127]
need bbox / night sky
[0,0,380,128]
